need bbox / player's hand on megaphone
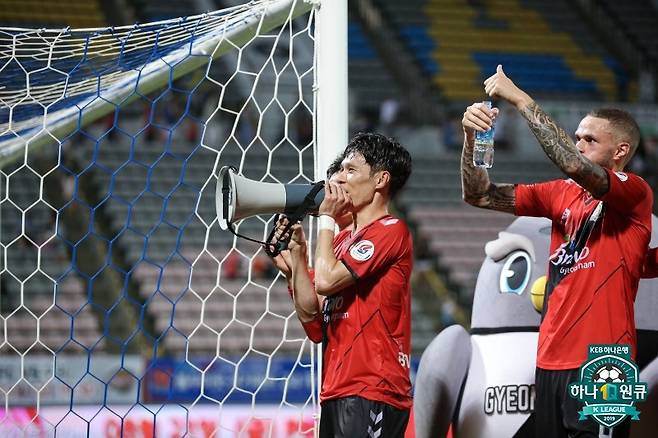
[268,217,308,278]
[483,65,533,110]
[267,217,293,277]
[319,181,352,219]
[272,217,307,250]
[287,223,307,254]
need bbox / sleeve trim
[592,167,612,200]
[341,258,359,280]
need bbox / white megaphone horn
[216,166,325,230]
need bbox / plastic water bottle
[473,101,495,168]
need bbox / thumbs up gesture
[483,65,533,110]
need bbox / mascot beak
[530,275,547,313]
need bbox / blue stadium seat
[400,25,440,75]
[348,21,376,60]
[473,53,597,94]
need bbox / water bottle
[473,101,495,168]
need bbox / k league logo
[568,345,648,429]
[350,240,375,262]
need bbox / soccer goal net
[0,0,345,435]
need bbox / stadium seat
[377,0,618,101]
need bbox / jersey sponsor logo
[350,240,375,262]
[325,296,344,312]
[323,296,349,322]
[550,244,595,275]
[381,218,399,226]
[329,312,349,321]
[398,352,410,369]
[614,172,628,182]
[484,384,535,415]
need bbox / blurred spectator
[492,102,516,151]
[294,110,313,147]
[350,108,376,135]
[251,254,271,279]
[222,250,241,280]
[163,94,181,128]
[103,112,117,140]
[379,97,400,136]
[62,175,76,201]
[413,230,433,261]
[144,101,158,143]
[440,299,456,327]
[238,108,258,146]
[441,110,463,151]
[186,117,199,144]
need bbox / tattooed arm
[483,65,609,197]
[460,103,516,213]
[517,103,609,197]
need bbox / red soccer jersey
[318,215,413,410]
[300,316,323,343]
[515,169,652,369]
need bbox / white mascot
[414,216,658,438]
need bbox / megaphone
[216,166,325,231]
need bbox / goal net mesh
[0,0,320,435]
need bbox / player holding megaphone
[267,132,414,438]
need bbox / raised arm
[287,224,321,322]
[461,103,516,213]
[484,65,609,197]
[314,182,355,296]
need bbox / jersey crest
[350,240,375,262]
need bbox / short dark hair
[588,108,641,163]
[342,132,412,198]
[326,154,344,179]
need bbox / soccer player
[461,65,652,438]
[268,154,353,338]
[272,133,414,437]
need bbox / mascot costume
[414,215,658,438]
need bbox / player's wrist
[318,215,335,232]
[290,242,307,258]
[317,207,335,217]
[514,92,533,111]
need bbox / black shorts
[319,396,410,438]
[535,367,630,438]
